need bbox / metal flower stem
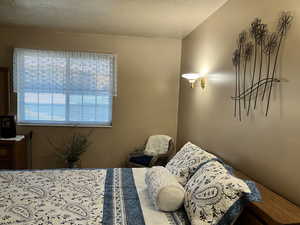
[242,56,247,108]
[265,32,283,116]
[261,52,271,101]
[254,41,264,109]
[237,31,247,119]
[231,77,280,100]
[234,65,238,117]
[232,49,240,118]
[247,43,257,116]
[237,50,242,121]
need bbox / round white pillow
[145,166,185,212]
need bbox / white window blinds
[13,48,117,126]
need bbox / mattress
[0,168,190,225]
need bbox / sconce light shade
[182,73,202,88]
[182,73,201,80]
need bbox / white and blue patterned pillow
[145,166,185,212]
[184,160,254,225]
[166,142,217,186]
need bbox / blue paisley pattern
[184,161,256,225]
[0,169,107,225]
[0,168,190,225]
[166,142,217,186]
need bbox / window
[13,48,117,126]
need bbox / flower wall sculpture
[231,12,293,121]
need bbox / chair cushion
[166,142,217,186]
[129,155,154,166]
[184,160,257,225]
[145,166,185,212]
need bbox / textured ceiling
[0,0,228,38]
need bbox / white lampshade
[181,73,201,81]
[181,73,206,88]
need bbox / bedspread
[0,168,189,225]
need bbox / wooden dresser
[0,136,27,170]
[235,170,300,225]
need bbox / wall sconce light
[182,73,206,89]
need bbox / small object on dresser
[0,115,16,138]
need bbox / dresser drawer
[0,138,27,170]
[0,160,12,169]
[0,145,13,159]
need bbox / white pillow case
[184,160,251,225]
[145,166,185,212]
[166,142,217,186]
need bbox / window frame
[17,92,114,128]
[14,49,116,127]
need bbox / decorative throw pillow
[166,142,217,186]
[145,166,185,212]
[184,160,259,225]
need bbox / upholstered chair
[127,135,175,168]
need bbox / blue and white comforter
[0,168,189,225]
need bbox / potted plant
[50,132,91,168]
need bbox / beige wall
[0,27,181,169]
[178,0,300,205]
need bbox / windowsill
[17,123,112,128]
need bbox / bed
[0,168,190,225]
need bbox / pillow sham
[166,142,217,186]
[145,166,185,212]
[184,160,259,225]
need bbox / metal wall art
[231,12,293,121]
